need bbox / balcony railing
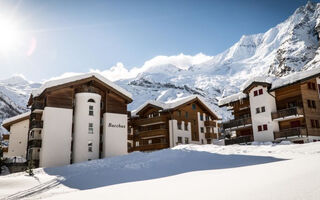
[2,146,8,152]
[132,143,168,152]
[2,134,9,140]
[271,107,304,120]
[128,134,134,140]
[223,117,252,129]
[224,135,253,145]
[274,127,306,139]
[31,101,44,112]
[28,139,42,148]
[204,121,216,127]
[30,120,43,130]
[131,115,167,126]
[135,128,168,139]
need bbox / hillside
[1,2,320,129]
[1,142,320,199]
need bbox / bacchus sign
[108,123,126,128]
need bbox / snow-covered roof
[2,111,30,128]
[32,73,132,100]
[133,95,220,119]
[271,67,320,90]
[218,92,247,106]
[241,76,274,91]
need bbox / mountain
[1,2,320,132]
[114,2,320,118]
[0,75,40,134]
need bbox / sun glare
[0,18,21,54]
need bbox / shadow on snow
[44,148,285,190]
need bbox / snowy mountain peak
[0,75,30,86]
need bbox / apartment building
[2,73,133,168]
[128,95,221,152]
[2,112,30,159]
[219,68,320,143]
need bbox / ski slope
[1,142,320,200]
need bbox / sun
[0,18,21,54]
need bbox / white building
[22,73,132,168]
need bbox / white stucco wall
[6,119,29,159]
[197,112,207,144]
[168,120,192,147]
[40,107,73,168]
[73,93,101,163]
[102,112,127,157]
[249,86,279,142]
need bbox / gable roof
[2,111,30,131]
[31,73,132,102]
[133,95,221,119]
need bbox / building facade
[219,68,320,143]
[128,96,221,152]
[2,112,30,159]
[23,73,132,168]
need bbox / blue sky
[0,0,315,82]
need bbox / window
[261,106,265,112]
[316,120,320,128]
[148,140,152,144]
[184,123,188,131]
[200,115,204,121]
[88,141,93,152]
[254,90,258,96]
[135,141,139,147]
[201,139,204,144]
[88,123,93,134]
[192,103,196,110]
[259,89,263,95]
[308,100,316,108]
[88,98,95,103]
[177,122,182,130]
[308,82,316,90]
[177,137,182,144]
[311,119,315,128]
[258,125,262,132]
[256,107,260,114]
[185,137,189,144]
[200,127,204,133]
[205,116,209,121]
[89,105,94,116]
[263,124,268,131]
[178,110,181,117]
[185,112,189,119]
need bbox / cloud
[38,53,213,83]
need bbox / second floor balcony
[31,101,44,113]
[271,107,304,121]
[28,139,42,148]
[30,120,43,131]
[223,117,252,130]
[204,121,216,127]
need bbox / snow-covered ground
[1,142,320,200]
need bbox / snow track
[1,178,61,200]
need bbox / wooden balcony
[132,143,168,152]
[224,135,253,145]
[132,116,167,126]
[274,127,306,139]
[30,120,43,130]
[128,134,134,140]
[205,132,217,139]
[2,146,8,153]
[2,134,9,140]
[271,107,304,120]
[204,121,216,127]
[223,117,252,129]
[28,139,42,148]
[135,128,168,139]
[31,101,44,113]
